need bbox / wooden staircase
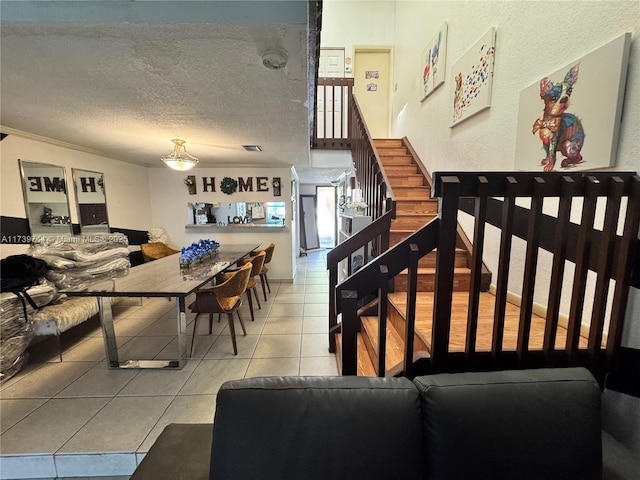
[337,138,479,375]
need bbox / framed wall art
[450,27,496,127]
[420,21,448,101]
[514,32,631,172]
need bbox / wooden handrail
[350,95,395,221]
[327,201,396,353]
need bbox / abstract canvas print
[515,32,631,172]
[420,22,448,101]
[450,27,496,126]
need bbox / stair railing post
[403,244,420,378]
[377,265,389,377]
[341,290,359,376]
[432,176,460,372]
[328,264,338,353]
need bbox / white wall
[147,167,295,281]
[322,0,640,347]
[0,133,152,255]
[321,0,396,70]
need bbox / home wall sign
[198,176,278,194]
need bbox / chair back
[141,242,179,262]
[248,251,266,278]
[192,263,252,313]
[263,243,275,265]
[218,262,252,297]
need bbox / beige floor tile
[299,356,339,376]
[55,362,140,398]
[204,334,260,359]
[302,316,329,334]
[273,293,305,303]
[246,358,300,378]
[0,397,110,454]
[253,334,301,358]
[301,334,333,357]
[0,361,97,399]
[303,303,329,317]
[178,359,250,395]
[263,316,303,335]
[59,396,173,453]
[118,361,199,396]
[0,398,48,434]
[269,303,304,317]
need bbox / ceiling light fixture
[161,139,199,171]
[242,145,263,152]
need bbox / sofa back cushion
[210,375,426,480]
[413,367,602,480]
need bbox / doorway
[353,48,392,138]
[300,195,320,251]
[316,186,336,248]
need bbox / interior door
[353,49,391,138]
[300,195,320,250]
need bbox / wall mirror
[72,168,110,233]
[19,159,73,236]
[187,202,285,226]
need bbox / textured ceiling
[0,1,344,184]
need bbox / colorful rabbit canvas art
[420,22,448,101]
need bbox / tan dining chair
[188,262,252,356]
[220,250,266,322]
[140,242,179,262]
[256,243,275,301]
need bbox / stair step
[394,267,472,292]
[393,186,431,199]
[376,147,408,156]
[374,138,404,147]
[360,316,405,375]
[386,291,590,353]
[385,165,420,175]
[387,174,425,187]
[380,156,414,165]
[335,332,377,377]
[392,213,437,230]
[394,199,438,214]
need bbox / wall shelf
[185,224,285,230]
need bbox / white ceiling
[0,0,346,184]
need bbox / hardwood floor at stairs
[388,291,591,352]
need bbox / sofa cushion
[413,367,602,480]
[210,375,425,480]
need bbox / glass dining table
[61,244,259,370]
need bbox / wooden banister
[336,170,638,380]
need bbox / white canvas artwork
[515,32,631,172]
[450,27,496,127]
[420,22,448,101]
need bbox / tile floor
[0,251,336,479]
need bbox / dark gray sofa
[132,367,614,480]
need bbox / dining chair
[256,243,275,301]
[140,242,179,262]
[221,250,266,322]
[188,262,252,356]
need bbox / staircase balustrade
[337,171,640,381]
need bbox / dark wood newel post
[341,290,359,376]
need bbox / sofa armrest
[210,376,425,480]
[130,424,212,480]
[413,367,602,480]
